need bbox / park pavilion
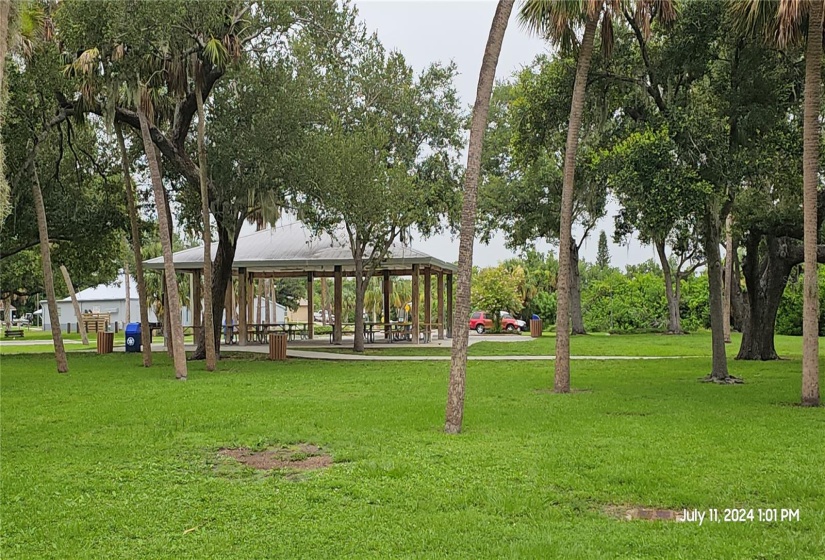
[143,223,457,345]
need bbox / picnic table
[249,323,308,344]
[329,322,381,343]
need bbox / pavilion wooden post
[383,270,391,341]
[306,272,314,340]
[437,271,444,340]
[192,272,202,326]
[446,273,453,338]
[246,272,254,330]
[238,268,247,345]
[412,264,420,344]
[333,265,343,344]
[224,276,233,342]
[423,267,432,343]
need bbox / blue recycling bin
[125,322,141,352]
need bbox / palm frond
[203,37,229,70]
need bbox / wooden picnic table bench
[4,328,24,339]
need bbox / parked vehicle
[500,312,528,332]
[468,311,525,334]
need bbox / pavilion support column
[192,270,202,327]
[412,264,420,344]
[437,271,444,340]
[306,272,314,340]
[423,267,432,343]
[333,265,343,344]
[446,273,453,338]
[246,273,254,328]
[383,270,391,341]
[238,268,248,345]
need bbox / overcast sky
[353,1,655,269]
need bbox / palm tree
[731,0,821,406]
[445,0,516,435]
[194,59,216,372]
[115,122,152,367]
[137,98,187,380]
[31,161,68,373]
[11,3,67,372]
[519,0,676,393]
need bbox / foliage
[776,267,825,336]
[471,264,525,331]
[478,56,607,250]
[596,230,610,269]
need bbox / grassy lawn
[2,349,824,558]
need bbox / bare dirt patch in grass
[604,505,685,521]
[218,443,332,472]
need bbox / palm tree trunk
[59,265,88,345]
[723,213,733,343]
[445,0,515,434]
[116,123,152,367]
[31,163,68,373]
[124,260,131,325]
[195,79,216,371]
[554,14,599,393]
[138,108,187,379]
[801,0,822,406]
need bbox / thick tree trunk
[736,235,793,361]
[195,79,216,371]
[353,258,366,353]
[116,123,152,367]
[31,164,68,373]
[445,0,514,434]
[570,243,586,335]
[3,297,11,330]
[801,0,822,406]
[138,108,187,380]
[723,214,733,343]
[59,265,88,345]
[553,14,599,393]
[655,240,682,334]
[703,207,733,382]
[190,219,240,360]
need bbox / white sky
[353,0,654,269]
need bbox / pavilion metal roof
[143,223,457,274]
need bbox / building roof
[144,223,457,274]
[57,272,134,303]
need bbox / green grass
[2,349,824,558]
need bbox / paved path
[284,350,698,361]
[0,339,85,346]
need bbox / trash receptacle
[125,322,141,353]
[530,317,543,338]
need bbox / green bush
[776,267,825,336]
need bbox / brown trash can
[96,331,114,354]
[268,333,287,361]
[530,319,543,338]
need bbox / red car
[469,311,525,334]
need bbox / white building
[40,272,166,332]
